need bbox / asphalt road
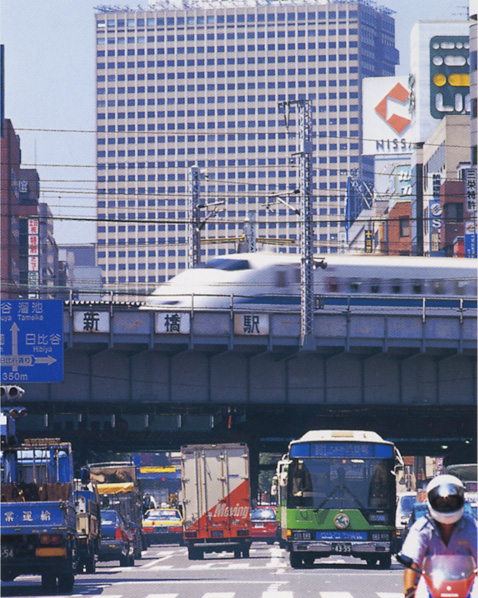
[1,543,405,598]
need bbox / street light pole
[279,99,314,349]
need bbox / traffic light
[0,385,25,401]
[1,407,28,419]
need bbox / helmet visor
[428,483,465,513]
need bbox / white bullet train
[145,252,478,310]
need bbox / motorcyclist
[400,474,477,598]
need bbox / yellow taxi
[142,508,183,546]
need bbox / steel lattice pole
[188,166,201,269]
[297,100,314,347]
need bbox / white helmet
[426,474,465,525]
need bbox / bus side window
[391,279,401,294]
[349,279,361,293]
[370,279,380,293]
[326,277,338,292]
[412,280,422,294]
[455,280,466,295]
[433,280,444,295]
[276,269,287,288]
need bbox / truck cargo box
[181,443,251,560]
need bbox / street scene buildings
[1,0,476,299]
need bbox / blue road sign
[0,299,64,383]
[465,221,477,258]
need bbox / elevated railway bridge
[13,295,477,474]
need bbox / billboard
[409,22,470,143]
[429,36,470,119]
[362,77,415,156]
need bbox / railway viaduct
[12,299,476,472]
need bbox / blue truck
[75,475,101,573]
[1,437,78,593]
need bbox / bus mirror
[271,476,278,496]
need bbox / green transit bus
[273,430,402,569]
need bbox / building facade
[1,119,23,299]
[0,119,60,299]
[94,0,399,295]
[422,115,472,257]
[471,0,477,167]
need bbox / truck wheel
[289,552,305,569]
[234,548,241,559]
[241,547,250,558]
[58,571,75,593]
[119,553,128,567]
[85,553,96,574]
[188,547,203,560]
[41,572,56,592]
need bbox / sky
[0,0,466,245]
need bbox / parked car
[98,510,134,566]
[250,506,278,544]
[406,500,476,536]
[395,492,417,549]
[142,508,183,545]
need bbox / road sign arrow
[34,355,57,366]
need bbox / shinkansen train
[145,252,478,310]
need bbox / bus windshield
[287,457,394,510]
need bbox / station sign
[155,312,191,334]
[234,314,269,335]
[73,310,110,333]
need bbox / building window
[399,217,410,237]
[444,202,463,223]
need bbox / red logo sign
[375,83,411,135]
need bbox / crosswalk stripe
[377,594,404,598]
[146,565,174,571]
[201,594,236,598]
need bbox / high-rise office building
[95,0,398,295]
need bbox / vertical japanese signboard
[364,231,373,254]
[465,169,477,258]
[28,218,39,298]
[429,174,443,256]
[0,300,64,383]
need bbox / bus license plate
[331,543,351,554]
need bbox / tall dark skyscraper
[95,0,398,294]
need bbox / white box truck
[180,443,251,560]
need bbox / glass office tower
[95,0,398,295]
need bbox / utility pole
[243,211,257,253]
[187,166,225,268]
[279,99,314,349]
[187,166,201,269]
